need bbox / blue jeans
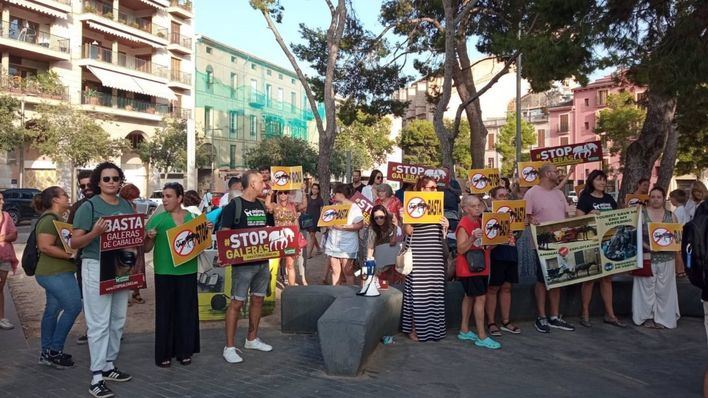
[36,272,82,352]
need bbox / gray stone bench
[281,285,402,376]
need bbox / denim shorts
[231,262,270,301]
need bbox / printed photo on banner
[53,220,76,254]
[491,200,526,231]
[317,204,351,227]
[166,214,213,266]
[216,225,300,265]
[351,192,374,225]
[402,191,444,224]
[648,222,683,252]
[467,169,501,194]
[517,161,547,187]
[531,208,642,289]
[625,194,649,207]
[481,212,511,245]
[270,166,303,190]
[98,213,147,295]
[530,140,603,166]
[386,162,449,186]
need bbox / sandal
[487,323,502,337]
[132,292,145,304]
[642,320,660,329]
[579,317,592,328]
[179,357,192,366]
[158,360,171,368]
[501,321,521,334]
[603,317,627,328]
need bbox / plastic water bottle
[382,336,394,345]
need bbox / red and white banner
[530,140,603,166]
[351,192,374,225]
[98,214,147,295]
[386,162,449,186]
[217,225,300,265]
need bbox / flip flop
[603,317,627,328]
[579,318,592,328]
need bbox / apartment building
[0,0,194,195]
[195,35,320,192]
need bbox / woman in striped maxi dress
[401,176,449,341]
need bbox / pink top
[523,185,569,223]
[0,211,18,272]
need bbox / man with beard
[68,169,94,345]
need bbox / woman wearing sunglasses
[362,170,384,203]
[71,162,136,398]
[366,205,402,285]
[273,189,308,286]
[401,176,449,342]
[324,183,364,285]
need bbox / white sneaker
[0,318,14,330]
[244,338,272,352]
[223,346,243,363]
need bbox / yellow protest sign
[167,214,213,266]
[467,169,501,194]
[492,200,527,231]
[403,191,444,224]
[482,212,511,245]
[317,204,351,227]
[270,166,304,190]
[625,194,649,207]
[648,222,682,252]
[517,162,547,187]
[53,220,76,254]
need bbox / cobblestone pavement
[1,313,705,397]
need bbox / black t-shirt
[220,197,274,266]
[577,192,618,214]
[350,183,365,193]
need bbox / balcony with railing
[169,106,191,120]
[0,22,70,60]
[82,0,168,41]
[168,31,192,52]
[169,69,191,86]
[82,89,169,115]
[168,0,193,18]
[0,73,68,100]
[82,43,168,79]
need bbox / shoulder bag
[395,235,413,275]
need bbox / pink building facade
[547,75,646,191]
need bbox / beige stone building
[0,0,194,196]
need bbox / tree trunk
[656,124,678,191]
[453,37,488,170]
[617,91,676,204]
[432,0,456,177]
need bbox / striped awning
[86,21,161,48]
[7,0,68,19]
[87,66,176,100]
[139,0,167,10]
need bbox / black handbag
[465,250,486,273]
[299,213,315,230]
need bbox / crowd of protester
[0,161,705,398]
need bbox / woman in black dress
[306,183,324,258]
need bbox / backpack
[218,196,243,230]
[683,202,708,290]
[21,213,58,276]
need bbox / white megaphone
[357,258,380,297]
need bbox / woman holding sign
[324,184,364,285]
[576,170,625,328]
[632,187,683,329]
[273,189,308,286]
[144,182,201,367]
[401,176,449,342]
[33,187,82,368]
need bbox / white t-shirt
[325,204,364,255]
[362,185,376,202]
[674,205,688,225]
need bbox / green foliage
[243,136,318,176]
[29,103,123,167]
[496,113,536,176]
[398,119,472,167]
[0,96,25,152]
[332,112,394,175]
[137,119,189,173]
[675,85,708,176]
[595,92,646,174]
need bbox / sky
[194,0,610,86]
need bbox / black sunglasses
[373,215,386,220]
[79,184,89,189]
[102,176,121,183]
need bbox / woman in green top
[33,186,82,369]
[144,182,200,367]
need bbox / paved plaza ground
[1,226,706,397]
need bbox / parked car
[148,190,163,206]
[1,188,40,224]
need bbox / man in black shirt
[350,170,365,193]
[221,170,274,364]
[68,169,93,345]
